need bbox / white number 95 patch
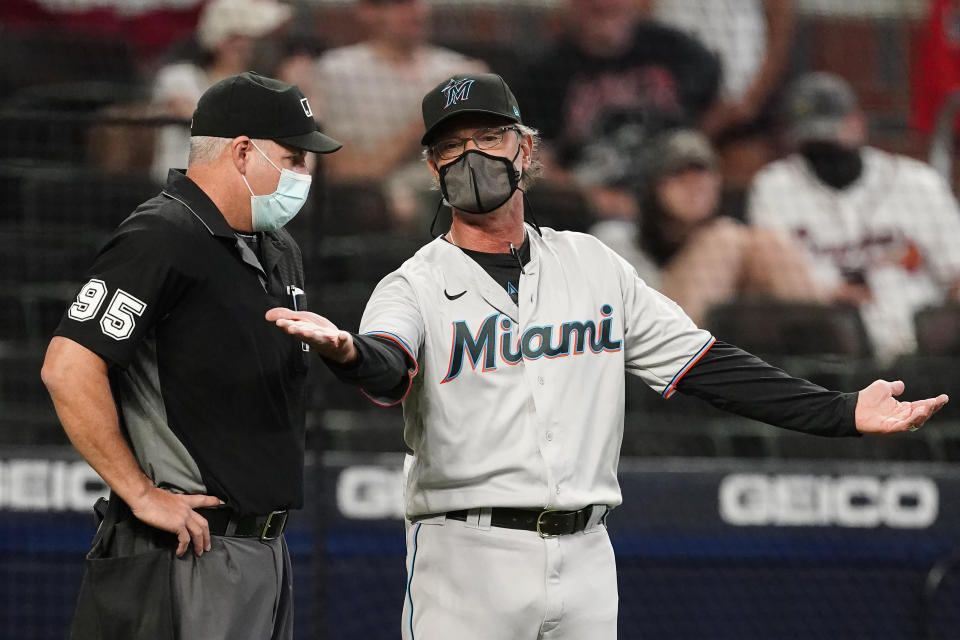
[68,278,147,341]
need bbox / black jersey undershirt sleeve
[324,237,532,401]
[324,333,412,399]
[675,340,860,437]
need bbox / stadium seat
[310,233,421,286]
[0,288,27,344]
[915,303,960,356]
[0,231,104,285]
[309,282,377,334]
[524,181,594,232]
[316,180,393,236]
[19,168,159,232]
[619,424,718,458]
[774,431,933,461]
[704,301,871,358]
[0,349,61,444]
[0,29,140,99]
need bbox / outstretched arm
[676,341,948,436]
[41,337,221,556]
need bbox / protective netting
[3,1,960,638]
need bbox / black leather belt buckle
[537,509,563,538]
[260,510,288,541]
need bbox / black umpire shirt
[54,169,309,515]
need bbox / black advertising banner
[4,449,960,640]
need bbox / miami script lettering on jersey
[442,304,622,383]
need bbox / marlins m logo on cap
[442,78,475,110]
[421,73,522,144]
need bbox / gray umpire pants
[172,535,293,640]
[68,496,293,640]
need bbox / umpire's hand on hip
[128,486,222,557]
[855,379,948,434]
[266,308,357,364]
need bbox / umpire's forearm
[41,336,155,505]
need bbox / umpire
[41,72,340,640]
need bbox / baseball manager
[268,73,947,640]
[42,72,340,640]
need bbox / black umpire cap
[191,71,342,154]
[421,72,522,145]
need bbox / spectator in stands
[591,128,820,324]
[517,0,720,221]
[748,72,960,362]
[152,0,292,181]
[308,0,486,230]
[650,0,795,191]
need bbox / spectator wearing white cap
[748,72,960,361]
[151,0,293,182]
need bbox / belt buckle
[260,510,288,541]
[536,509,561,539]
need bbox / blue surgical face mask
[241,140,312,231]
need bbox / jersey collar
[161,169,237,240]
[434,223,543,322]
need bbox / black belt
[439,506,602,537]
[195,507,289,541]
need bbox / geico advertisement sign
[719,474,938,528]
[0,459,108,512]
[337,466,405,520]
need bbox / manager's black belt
[439,506,603,538]
[195,507,289,541]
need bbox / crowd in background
[139,0,960,363]
[4,0,960,446]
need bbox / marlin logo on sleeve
[442,78,475,109]
[441,305,622,383]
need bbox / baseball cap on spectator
[782,72,858,145]
[197,0,292,51]
[421,73,522,145]
[191,71,342,154]
[652,129,717,177]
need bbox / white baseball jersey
[748,147,960,361]
[359,226,714,517]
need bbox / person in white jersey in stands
[748,72,960,362]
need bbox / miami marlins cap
[421,73,522,145]
[191,71,342,154]
[781,72,857,145]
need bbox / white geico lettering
[719,473,938,529]
[0,459,108,512]
[336,466,404,520]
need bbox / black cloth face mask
[438,147,521,214]
[800,141,864,190]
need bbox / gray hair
[424,124,544,191]
[188,136,233,166]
